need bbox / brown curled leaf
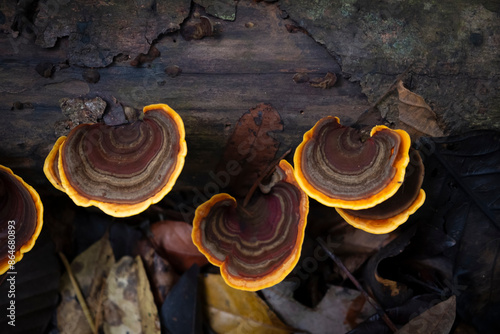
[215,103,283,197]
[397,80,445,137]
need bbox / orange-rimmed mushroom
[192,160,309,291]
[0,165,43,275]
[336,151,426,234]
[43,103,187,217]
[337,190,425,234]
[293,116,411,210]
[43,136,66,192]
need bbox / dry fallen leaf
[216,103,283,198]
[103,256,160,334]
[57,234,115,334]
[136,239,179,306]
[151,220,208,273]
[396,295,456,334]
[160,264,202,334]
[202,274,292,334]
[262,282,375,333]
[397,80,445,137]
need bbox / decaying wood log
[0,1,370,193]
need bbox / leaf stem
[58,252,97,333]
[317,238,398,333]
[242,148,291,207]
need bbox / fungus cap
[336,150,426,234]
[44,103,187,217]
[192,160,309,291]
[294,116,411,209]
[0,165,43,274]
[43,136,66,192]
[336,190,425,234]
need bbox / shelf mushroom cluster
[39,102,425,291]
[0,165,43,275]
[191,114,426,291]
[44,104,187,217]
[294,116,425,234]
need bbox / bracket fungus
[294,116,411,209]
[192,160,309,291]
[294,116,424,233]
[44,135,66,192]
[336,151,426,234]
[0,165,43,275]
[44,103,187,217]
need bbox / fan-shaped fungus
[192,160,308,291]
[0,165,43,274]
[336,151,426,234]
[43,136,66,192]
[44,103,187,217]
[293,116,411,210]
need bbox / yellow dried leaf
[103,256,160,334]
[397,80,445,137]
[57,234,115,334]
[202,274,292,334]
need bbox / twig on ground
[58,252,97,333]
[317,238,398,333]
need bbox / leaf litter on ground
[262,281,375,333]
[103,255,160,334]
[350,130,500,333]
[160,264,202,334]
[412,131,500,333]
[396,295,456,334]
[202,273,294,334]
[57,232,114,334]
[149,220,208,273]
[57,232,161,334]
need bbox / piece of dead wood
[310,72,337,89]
